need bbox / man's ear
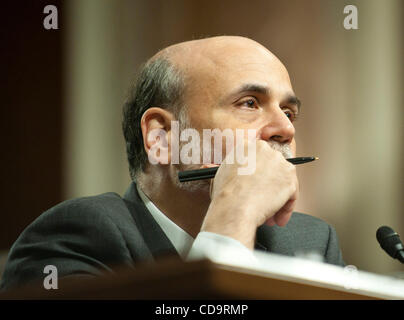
[140,107,175,166]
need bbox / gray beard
[172,164,211,193]
[267,141,293,159]
[171,109,211,193]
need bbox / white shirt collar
[136,183,194,258]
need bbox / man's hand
[200,139,299,250]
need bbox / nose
[259,107,295,144]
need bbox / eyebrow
[285,94,302,113]
[228,83,270,99]
[226,83,302,112]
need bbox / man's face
[165,37,299,193]
[179,38,299,163]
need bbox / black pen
[178,157,319,182]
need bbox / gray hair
[122,57,186,180]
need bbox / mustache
[267,141,293,159]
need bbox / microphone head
[376,226,404,259]
[376,226,396,243]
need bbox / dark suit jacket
[0,181,345,291]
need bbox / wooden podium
[2,254,403,299]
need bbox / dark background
[0,1,64,249]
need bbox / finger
[273,198,296,227]
[265,216,276,227]
[200,163,220,169]
[199,163,220,199]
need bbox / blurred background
[0,0,403,276]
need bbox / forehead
[178,40,293,100]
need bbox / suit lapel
[123,181,269,258]
[123,181,179,260]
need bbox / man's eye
[283,109,298,122]
[240,98,258,109]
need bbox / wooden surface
[0,257,379,300]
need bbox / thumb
[200,163,220,200]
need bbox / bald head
[153,36,289,87]
[155,36,278,63]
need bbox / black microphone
[376,226,404,264]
